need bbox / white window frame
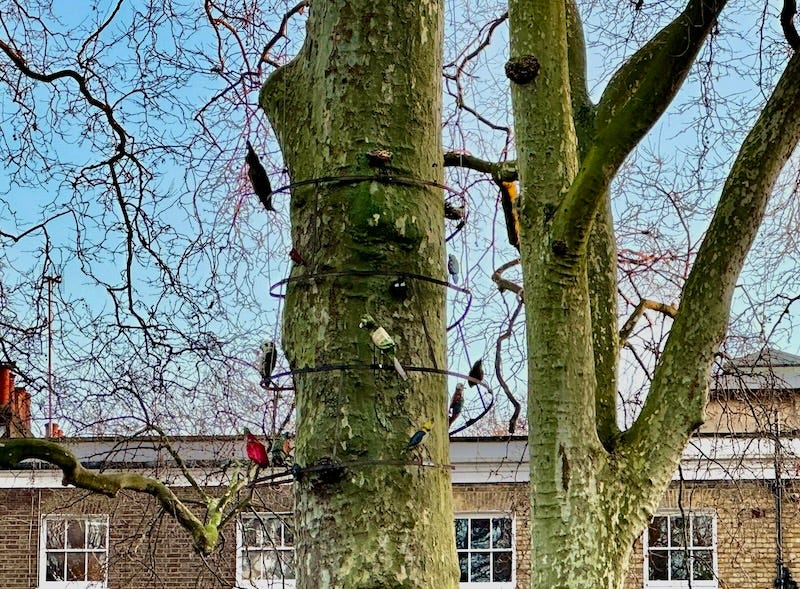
[643,511,718,589]
[236,512,295,589]
[455,512,515,589]
[38,514,109,589]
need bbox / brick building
[1,349,799,588]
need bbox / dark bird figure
[449,383,465,425]
[289,247,305,265]
[468,359,484,388]
[405,421,433,451]
[259,341,278,389]
[246,141,274,212]
[444,201,465,221]
[244,429,270,468]
[500,181,520,251]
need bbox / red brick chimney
[0,363,32,438]
[45,422,64,438]
[0,363,14,406]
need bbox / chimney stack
[45,422,64,438]
[0,363,14,406]
[0,363,32,438]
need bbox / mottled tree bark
[507,0,800,587]
[260,0,800,585]
[261,1,457,587]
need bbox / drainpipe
[774,409,784,588]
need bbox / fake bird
[449,383,465,425]
[244,429,270,468]
[444,201,465,221]
[270,433,289,467]
[447,254,460,284]
[259,341,278,389]
[468,359,484,388]
[289,247,305,265]
[359,314,408,380]
[499,181,520,251]
[405,421,433,451]
[246,141,275,212]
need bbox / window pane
[648,517,667,547]
[470,552,490,582]
[470,519,490,549]
[264,519,281,547]
[46,552,65,581]
[87,520,107,549]
[671,549,689,580]
[693,549,714,580]
[493,551,513,582]
[283,523,294,547]
[248,551,264,580]
[264,551,287,579]
[241,550,254,580]
[492,518,512,549]
[242,520,260,547]
[670,516,687,547]
[280,550,296,579]
[693,516,713,547]
[66,552,86,581]
[458,552,469,582]
[87,552,106,582]
[648,550,668,580]
[46,519,65,549]
[67,520,86,549]
[455,519,468,550]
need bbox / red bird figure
[449,383,465,425]
[244,429,269,468]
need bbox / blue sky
[1,0,798,435]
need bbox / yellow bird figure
[499,181,520,251]
[405,421,433,451]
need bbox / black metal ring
[263,364,494,436]
[271,174,464,197]
[268,270,472,331]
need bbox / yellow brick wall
[453,483,530,588]
[624,480,795,589]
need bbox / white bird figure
[259,341,278,389]
[359,314,408,381]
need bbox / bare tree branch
[495,297,524,433]
[782,0,800,50]
[619,299,679,345]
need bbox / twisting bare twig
[259,1,309,69]
[495,297,524,433]
[619,299,678,345]
[491,258,523,297]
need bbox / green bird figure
[468,359,483,388]
[359,314,408,380]
[405,421,433,451]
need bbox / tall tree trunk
[261,1,457,587]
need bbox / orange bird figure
[499,181,520,251]
[244,429,270,468]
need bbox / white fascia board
[3,435,799,488]
[0,467,234,489]
[449,438,530,484]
